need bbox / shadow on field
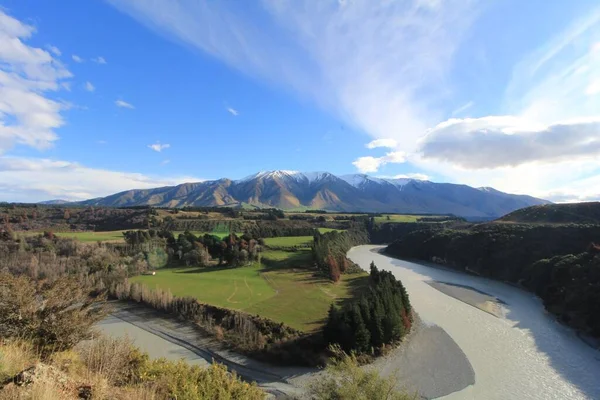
[259,251,313,272]
[177,265,237,274]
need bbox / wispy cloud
[0,10,72,154]
[506,8,600,124]
[84,81,95,92]
[92,56,107,64]
[366,138,397,149]
[115,99,135,109]
[0,156,202,202]
[71,54,84,63]
[451,101,474,116]
[97,140,107,145]
[47,45,61,56]
[352,151,406,173]
[161,159,171,165]
[227,107,239,116]
[148,142,170,152]
[108,0,478,153]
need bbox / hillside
[79,170,549,218]
[497,202,600,224]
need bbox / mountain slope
[79,171,550,217]
[497,202,600,224]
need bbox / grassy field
[317,227,343,233]
[131,249,367,332]
[248,250,367,331]
[373,214,441,223]
[130,263,277,310]
[17,230,128,242]
[263,236,313,247]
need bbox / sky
[1,0,600,202]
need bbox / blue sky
[1,0,600,202]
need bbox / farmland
[130,249,367,332]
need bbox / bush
[140,359,265,400]
[77,335,148,386]
[0,273,106,355]
[308,347,415,400]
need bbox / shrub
[0,273,106,355]
[308,347,415,400]
[140,359,265,400]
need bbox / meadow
[131,249,367,332]
[17,230,128,242]
[373,214,441,223]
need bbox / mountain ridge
[78,170,550,217]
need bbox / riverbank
[97,302,314,398]
[98,299,476,398]
[371,313,475,399]
[428,281,506,318]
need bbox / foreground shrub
[0,336,266,400]
[0,273,106,355]
[140,359,265,400]
[77,336,148,386]
[308,348,415,400]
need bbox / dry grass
[76,335,146,386]
[0,341,37,382]
[0,336,265,400]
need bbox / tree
[351,304,370,352]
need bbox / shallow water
[347,245,600,400]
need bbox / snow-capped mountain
[80,170,549,218]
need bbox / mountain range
[76,170,549,218]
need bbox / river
[98,245,600,399]
[347,245,600,400]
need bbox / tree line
[313,228,369,281]
[323,262,412,353]
[386,223,600,338]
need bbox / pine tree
[351,304,370,352]
[369,295,385,348]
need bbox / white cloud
[419,116,600,169]
[161,159,170,165]
[108,0,478,154]
[0,156,202,202]
[92,56,107,64]
[71,54,83,63]
[0,10,72,154]
[84,81,95,92]
[47,45,61,56]
[366,138,397,149]
[148,142,170,152]
[115,99,135,109]
[227,107,238,116]
[352,151,406,173]
[384,173,430,181]
[451,101,474,116]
